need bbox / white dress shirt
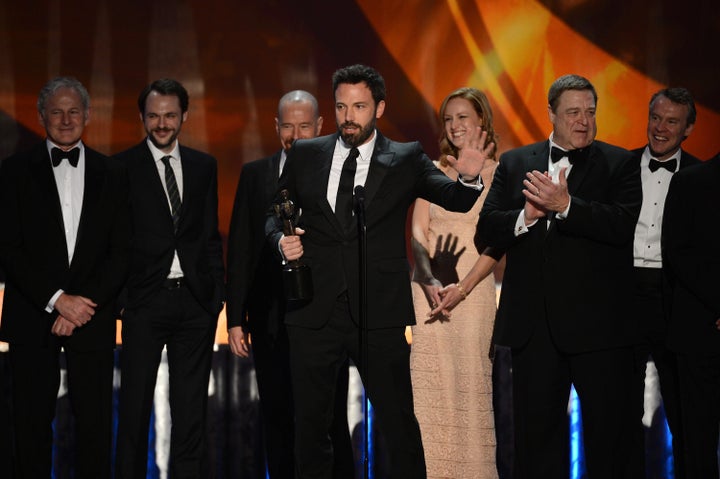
[633,146,680,268]
[327,133,377,212]
[46,139,86,311]
[147,138,185,279]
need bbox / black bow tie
[648,158,676,173]
[550,146,587,164]
[51,147,80,167]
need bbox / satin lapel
[363,133,395,211]
[74,150,103,257]
[32,146,68,253]
[526,142,549,177]
[565,145,595,195]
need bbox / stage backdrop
[0,0,717,249]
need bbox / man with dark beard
[269,64,494,478]
[114,78,225,479]
[227,90,354,478]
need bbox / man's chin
[50,138,82,149]
[340,133,358,147]
[649,145,677,159]
[149,135,174,151]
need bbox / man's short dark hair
[547,74,597,113]
[138,78,189,115]
[650,87,696,126]
[332,64,386,105]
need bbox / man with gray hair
[227,90,353,478]
[0,76,130,478]
[478,74,642,477]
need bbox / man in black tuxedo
[0,76,130,478]
[663,153,720,479]
[114,78,225,479]
[272,64,493,479]
[227,90,354,478]
[477,74,642,478]
[628,87,700,478]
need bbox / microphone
[354,185,366,228]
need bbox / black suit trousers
[252,324,354,479]
[629,267,684,479]
[511,317,635,479]
[9,342,114,479]
[676,353,720,479]
[115,286,216,479]
[287,296,426,479]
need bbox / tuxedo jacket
[115,141,224,316]
[0,142,130,350]
[267,132,480,330]
[477,140,642,354]
[226,151,284,335]
[662,154,720,354]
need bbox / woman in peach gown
[410,87,502,479]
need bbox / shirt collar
[147,138,181,163]
[337,129,378,162]
[279,149,288,177]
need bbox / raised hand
[445,126,495,179]
[522,168,571,214]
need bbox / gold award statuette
[274,189,313,301]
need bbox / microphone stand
[354,185,369,479]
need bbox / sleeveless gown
[411,162,498,478]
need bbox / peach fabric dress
[411,162,498,478]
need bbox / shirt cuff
[555,197,572,220]
[514,211,536,236]
[46,289,64,313]
[277,234,288,265]
[458,176,484,192]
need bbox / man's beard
[338,117,376,147]
[148,127,180,150]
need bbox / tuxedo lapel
[32,146,68,253]
[679,150,699,170]
[526,142,549,176]
[565,144,595,195]
[74,150,102,259]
